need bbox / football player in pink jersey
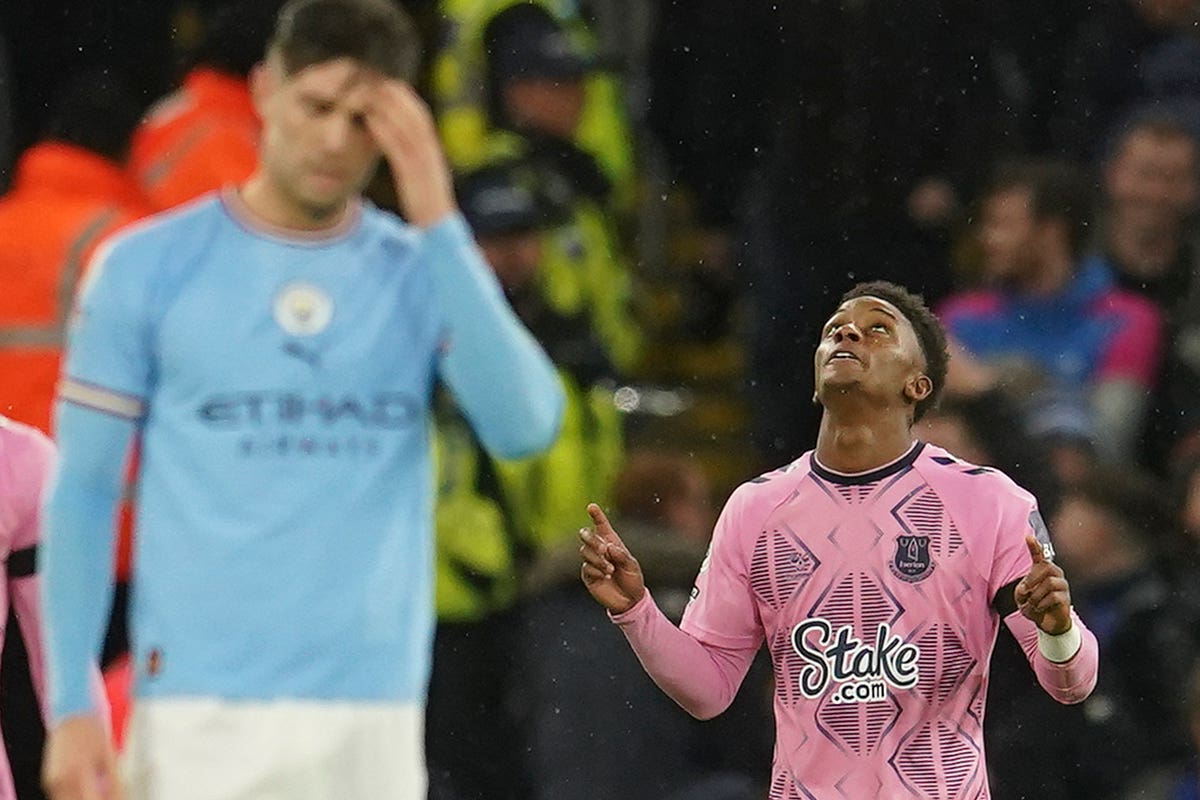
[580,280,1099,799]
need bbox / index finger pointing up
[1025,534,1047,565]
[587,503,620,545]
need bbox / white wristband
[1036,620,1082,663]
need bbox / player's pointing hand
[579,503,646,614]
[1014,535,1073,635]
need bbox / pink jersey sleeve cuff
[608,590,657,625]
[1004,608,1098,704]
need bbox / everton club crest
[890,535,935,583]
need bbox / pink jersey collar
[810,441,925,486]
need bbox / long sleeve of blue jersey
[424,213,564,458]
[41,406,133,722]
[41,233,151,723]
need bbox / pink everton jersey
[0,416,54,800]
[682,442,1043,799]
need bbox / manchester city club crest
[274,282,334,337]
[890,535,935,582]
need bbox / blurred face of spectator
[1048,443,1095,488]
[915,412,991,466]
[502,79,586,140]
[481,231,543,292]
[1133,0,1199,28]
[1049,495,1113,583]
[980,187,1045,283]
[252,56,382,218]
[665,467,713,543]
[1106,130,1198,230]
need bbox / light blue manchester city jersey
[42,192,563,720]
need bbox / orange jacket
[129,67,259,211]
[0,142,151,436]
[0,142,151,582]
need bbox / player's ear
[249,59,276,116]
[905,374,933,404]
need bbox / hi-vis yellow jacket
[433,369,622,622]
[432,0,636,210]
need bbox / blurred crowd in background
[2,0,1200,798]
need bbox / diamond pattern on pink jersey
[891,719,983,799]
[768,770,818,800]
[815,687,902,757]
[751,527,820,611]
[832,480,881,505]
[913,624,977,707]
[771,627,808,707]
[807,570,904,631]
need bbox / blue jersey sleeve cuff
[420,212,474,256]
[50,685,96,725]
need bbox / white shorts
[121,698,426,800]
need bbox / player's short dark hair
[43,70,142,163]
[268,0,421,82]
[840,281,948,423]
[984,159,1094,261]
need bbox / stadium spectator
[940,159,1164,464]
[432,0,635,208]
[1047,466,1198,798]
[128,0,280,211]
[1090,114,1200,467]
[0,71,150,435]
[1051,0,1200,161]
[1095,114,1199,309]
[448,3,642,374]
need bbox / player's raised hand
[579,503,646,614]
[1014,535,1073,635]
[43,715,124,800]
[365,80,456,229]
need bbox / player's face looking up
[252,55,384,221]
[813,295,932,421]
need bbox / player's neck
[813,413,917,475]
[240,174,352,232]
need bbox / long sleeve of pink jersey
[1003,609,1098,704]
[610,589,759,720]
[9,577,47,720]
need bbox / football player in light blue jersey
[39,1,564,797]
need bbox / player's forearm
[1004,608,1098,704]
[426,213,564,459]
[11,576,49,720]
[41,403,132,722]
[611,590,755,720]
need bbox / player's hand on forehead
[364,78,456,228]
